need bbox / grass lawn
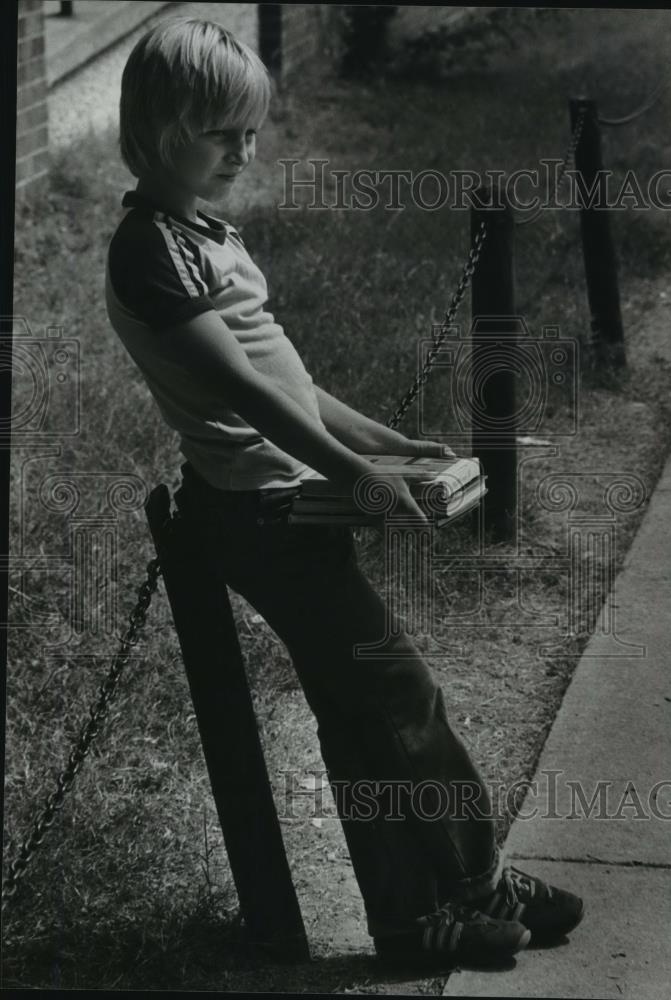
[4,8,671,992]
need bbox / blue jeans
[175,463,502,936]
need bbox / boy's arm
[313,384,455,459]
[313,384,405,454]
[161,311,377,488]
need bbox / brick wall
[16,0,49,195]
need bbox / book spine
[288,490,486,525]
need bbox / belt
[178,462,301,523]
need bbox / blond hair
[119,18,271,177]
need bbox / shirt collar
[121,190,239,245]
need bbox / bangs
[198,59,271,131]
[181,22,271,132]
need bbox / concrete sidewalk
[443,454,671,998]
[44,1,172,86]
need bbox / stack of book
[287,454,487,526]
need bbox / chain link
[385,221,488,432]
[598,77,668,126]
[514,106,586,227]
[1,557,162,911]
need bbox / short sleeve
[107,212,216,330]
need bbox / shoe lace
[417,899,480,929]
[501,865,551,908]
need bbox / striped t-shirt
[105,189,324,490]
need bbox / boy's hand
[313,386,456,460]
[394,437,457,460]
[363,425,456,460]
[361,473,430,528]
[355,433,458,531]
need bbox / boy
[105,17,583,968]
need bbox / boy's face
[167,116,259,202]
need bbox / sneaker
[478,864,584,943]
[373,900,531,969]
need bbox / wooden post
[258,4,282,81]
[570,97,626,369]
[470,183,518,545]
[145,485,309,963]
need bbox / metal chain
[385,220,487,432]
[387,105,588,428]
[1,557,162,912]
[598,76,668,126]
[514,106,587,227]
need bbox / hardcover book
[287,455,487,526]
